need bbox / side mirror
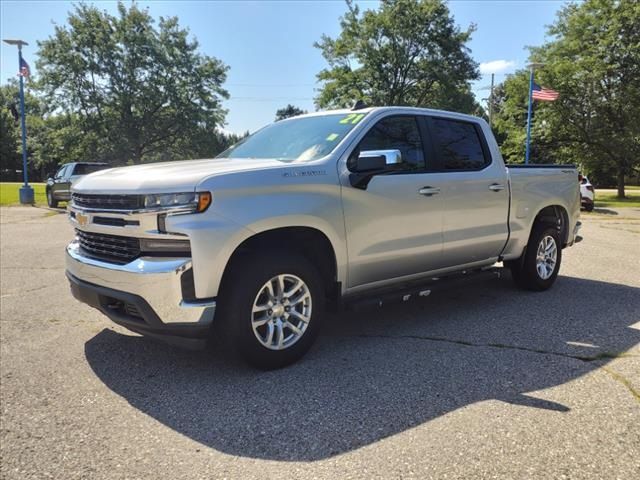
[354,149,402,171]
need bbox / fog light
[139,238,191,253]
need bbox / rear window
[73,164,108,175]
[430,118,488,171]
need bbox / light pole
[3,38,34,204]
[525,62,545,165]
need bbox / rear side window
[430,118,488,171]
[357,116,425,171]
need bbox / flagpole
[525,66,534,165]
[525,62,545,165]
[3,38,33,204]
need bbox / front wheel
[509,224,562,291]
[46,189,58,208]
[216,251,325,369]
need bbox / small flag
[19,57,30,78]
[532,82,559,102]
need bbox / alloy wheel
[251,274,312,350]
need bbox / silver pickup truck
[66,106,581,368]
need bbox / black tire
[216,250,325,370]
[509,224,562,291]
[585,203,594,212]
[46,189,58,208]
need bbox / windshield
[217,113,368,162]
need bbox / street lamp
[3,38,34,204]
[525,62,546,165]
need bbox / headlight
[143,192,212,213]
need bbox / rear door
[425,116,509,267]
[340,114,445,289]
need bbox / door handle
[419,186,440,196]
[489,183,505,192]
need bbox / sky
[1,0,565,134]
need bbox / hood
[72,157,285,194]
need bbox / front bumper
[66,240,215,348]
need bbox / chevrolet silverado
[66,107,581,369]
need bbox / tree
[36,2,229,165]
[493,0,640,197]
[0,85,21,180]
[0,82,51,181]
[314,0,480,112]
[275,104,307,121]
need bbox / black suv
[46,162,110,208]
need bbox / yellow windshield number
[339,113,365,124]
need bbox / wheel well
[533,205,569,246]
[221,227,340,306]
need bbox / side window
[55,166,67,179]
[430,118,488,171]
[356,116,425,171]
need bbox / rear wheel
[216,250,324,369]
[46,189,58,208]
[509,224,562,291]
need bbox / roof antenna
[351,100,367,111]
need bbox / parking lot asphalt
[1,206,639,479]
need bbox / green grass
[595,191,640,208]
[0,182,49,206]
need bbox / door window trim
[424,116,493,173]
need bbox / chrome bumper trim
[65,240,215,325]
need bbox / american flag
[532,82,559,101]
[19,57,30,78]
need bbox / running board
[343,267,502,312]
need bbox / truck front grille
[76,229,140,264]
[72,193,144,211]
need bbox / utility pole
[488,73,495,128]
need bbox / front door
[340,115,444,289]
[52,165,69,199]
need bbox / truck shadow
[84,273,640,461]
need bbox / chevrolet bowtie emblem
[76,212,89,226]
